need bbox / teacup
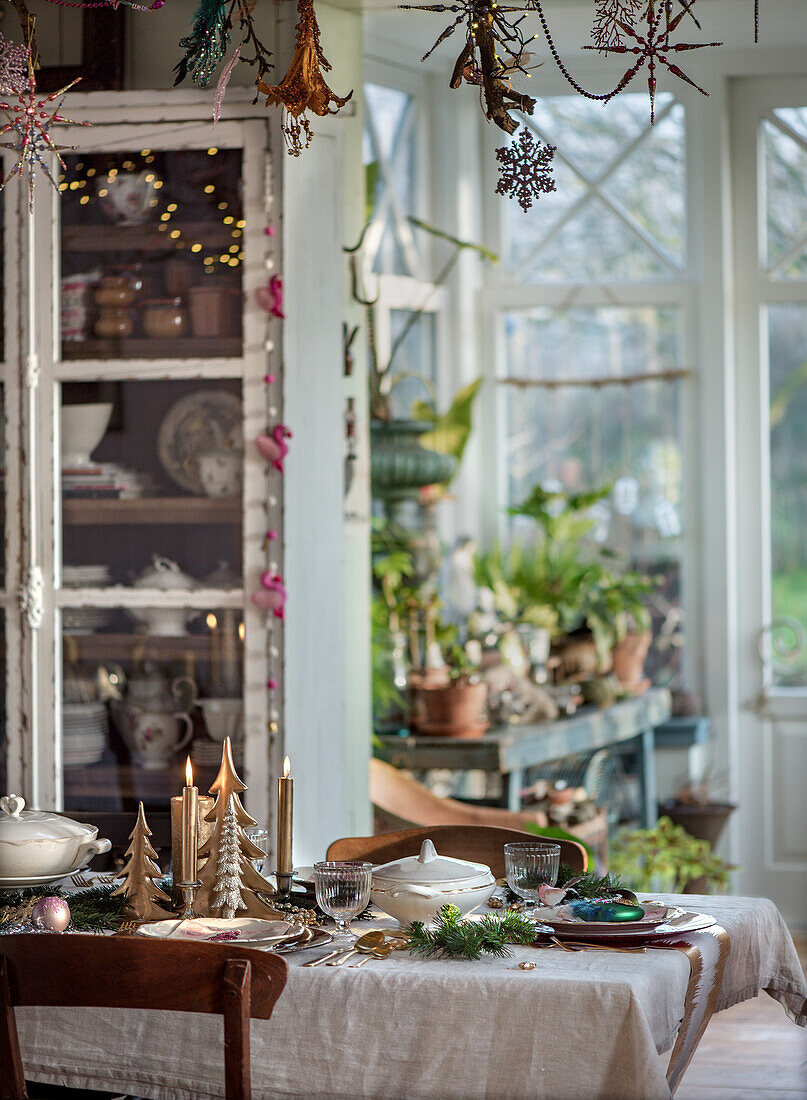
[112,702,193,769]
[198,450,242,499]
[97,171,161,226]
[199,698,243,742]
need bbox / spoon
[349,942,393,967]
[327,929,385,966]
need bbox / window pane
[363,83,417,276]
[504,93,685,283]
[769,303,807,685]
[59,148,244,359]
[502,306,684,686]
[764,114,807,280]
[387,309,436,420]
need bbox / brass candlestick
[178,880,202,919]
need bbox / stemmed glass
[313,861,373,940]
[504,842,561,918]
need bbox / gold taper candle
[171,792,214,907]
[180,756,199,885]
[277,755,293,877]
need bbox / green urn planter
[370,420,456,503]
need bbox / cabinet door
[30,119,275,821]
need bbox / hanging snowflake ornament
[0,34,29,94]
[0,69,90,211]
[495,127,556,212]
[582,0,721,123]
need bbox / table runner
[12,891,807,1100]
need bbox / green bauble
[568,899,645,923]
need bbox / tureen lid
[0,795,96,842]
[373,839,492,884]
[134,555,196,591]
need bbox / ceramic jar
[95,275,140,309]
[95,307,134,339]
[188,285,237,337]
[141,298,188,339]
[370,839,496,927]
[0,794,111,882]
[130,556,197,636]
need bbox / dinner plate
[136,918,306,944]
[0,855,96,890]
[157,390,242,494]
[534,910,717,943]
[540,903,679,935]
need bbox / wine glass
[504,842,561,917]
[244,827,269,875]
[313,861,373,939]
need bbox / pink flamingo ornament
[252,573,287,619]
[255,275,284,319]
[255,425,292,473]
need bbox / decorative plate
[540,903,678,935]
[535,910,716,943]
[136,917,305,944]
[157,390,242,494]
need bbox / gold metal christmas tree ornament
[195,736,287,918]
[111,802,173,922]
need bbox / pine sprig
[0,885,130,933]
[406,904,538,960]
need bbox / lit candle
[180,756,199,885]
[277,755,293,878]
[170,788,214,907]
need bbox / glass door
[732,76,807,926]
[27,116,274,820]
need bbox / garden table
[12,884,806,1100]
[376,687,672,825]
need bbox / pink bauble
[31,896,71,933]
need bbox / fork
[115,921,139,936]
[70,873,92,888]
[549,935,646,954]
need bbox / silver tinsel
[0,35,28,94]
[212,795,246,918]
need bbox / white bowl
[61,403,113,468]
[199,698,243,742]
[0,794,111,879]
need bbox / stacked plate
[63,701,108,768]
[536,902,717,943]
[62,565,113,633]
[191,736,244,770]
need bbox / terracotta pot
[188,285,237,337]
[415,682,488,739]
[612,630,652,693]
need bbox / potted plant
[609,816,736,894]
[660,772,737,852]
[584,568,658,692]
[415,642,489,740]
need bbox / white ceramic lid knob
[0,794,25,818]
[418,839,437,864]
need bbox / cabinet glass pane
[768,303,807,686]
[59,148,244,359]
[0,381,4,590]
[62,608,243,813]
[61,380,243,588]
[0,612,5,794]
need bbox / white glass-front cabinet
[1,100,280,831]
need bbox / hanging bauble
[31,896,71,932]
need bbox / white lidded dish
[0,794,111,882]
[370,839,496,927]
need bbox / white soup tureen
[370,839,496,927]
[0,794,111,883]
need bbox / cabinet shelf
[62,497,241,525]
[60,337,242,361]
[63,633,231,660]
[62,223,240,253]
[63,761,220,804]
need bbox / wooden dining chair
[327,823,587,877]
[0,934,288,1100]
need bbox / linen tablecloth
[14,893,807,1100]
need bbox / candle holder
[177,880,202,919]
[274,870,294,902]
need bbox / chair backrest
[327,823,587,877]
[0,934,287,1100]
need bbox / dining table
[10,877,807,1100]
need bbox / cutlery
[303,949,349,967]
[348,943,393,967]
[327,930,386,966]
[549,935,646,953]
[70,873,92,888]
[115,920,139,935]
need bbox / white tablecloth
[14,893,807,1100]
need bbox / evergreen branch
[406,904,538,960]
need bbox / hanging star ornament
[582,0,721,123]
[495,126,556,211]
[0,68,90,211]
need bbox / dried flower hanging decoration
[257,0,353,156]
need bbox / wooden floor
[677,937,807,1099]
